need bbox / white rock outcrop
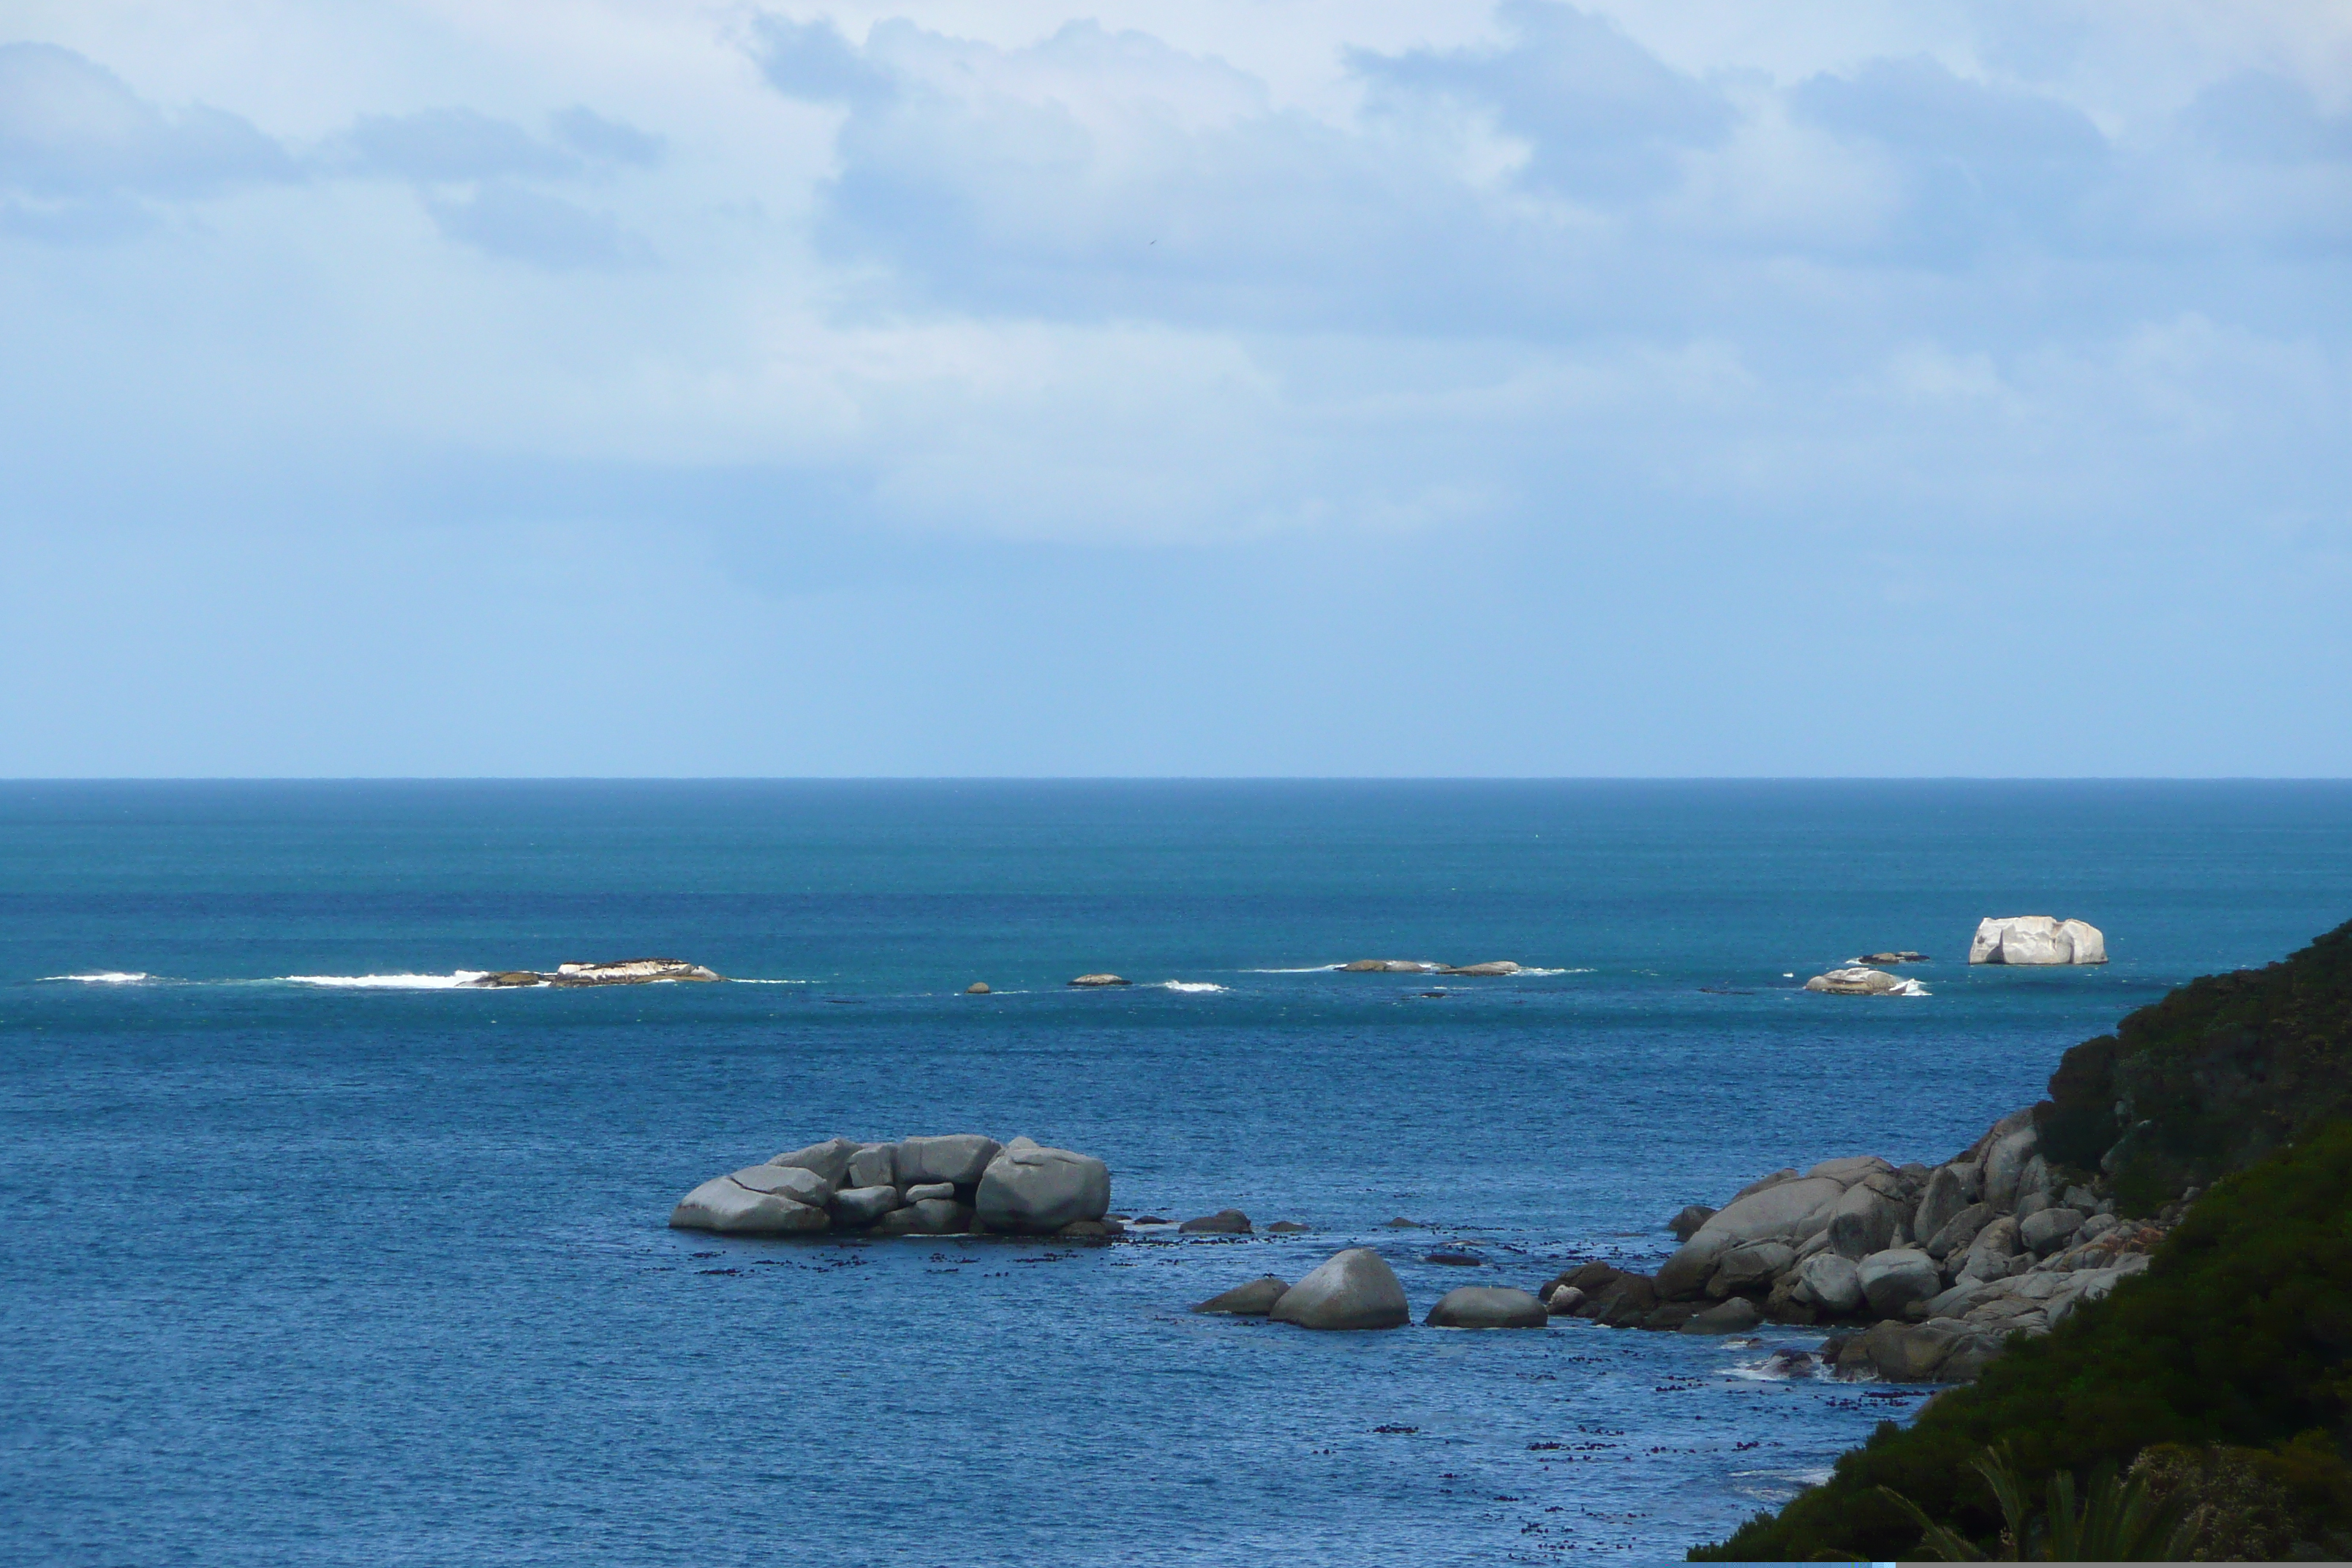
[1969,916,2107,965]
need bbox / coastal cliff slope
[1695,916,2352,1561]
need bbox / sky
[1,0,2348,777]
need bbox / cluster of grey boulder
[1191,1248,1550,1330]
[467,958,723,987]
[1541,1106,2166,1382]
[1970,916,2107,965]
[671,1134,1116,1239]
[1804,967,1929,996]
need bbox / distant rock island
[465,958,722,987]
[671,1134,1117,1238]
[1969,915,2106,964]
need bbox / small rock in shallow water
[1426,1285,1549,1329]
[1269,1249,1410,1330]
[1191,1276,1291,1315]
[1382,1216,1431,1229]
[1133,1215,1169,1226]
[1265,1220,1309,1232]
[1545,1285,1586,1314]
[1439,960,1523,976]
[1068,973,1130,987]
[965,981,990,994]
[1178,1209,1251,1234]
[1425,1251,1483,1267]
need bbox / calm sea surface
[4,780,2349,1565]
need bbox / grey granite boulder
[1068,973,1130,987]
[670,1175,831,1235]
[1681,1296,1762,1335]
[1656,1175,1847,1297]
[769,1139,860,1188]
[1970,916,2106,965]
[1545,1285,1586,1314]
[1711,1241,1795,1295]
[873,1198,973,1235]
[2021,1207,2085,1256]
[903,1183,957,1203]
[1439,960,1523,976]
[1797,1252,1863,1315]
[728,1164,834,1205]
[1983,1128,2040,1211]
[1177,1209,1251,1234]
[1925,1202,1994,1260]
[1668,1205,1716,1241]
[829,1184,902,1226]
[1914,1163,1980,1244]
[1859,1317,1980,1381]
[1858,1248,1941,1317]
[846,1142,896,1189]
[1828,1183,1904,1260]
[976,1137,1112,1233]
[1269,1249,1410,1330]
[1191,1276,1291,1315]
[895,1135,1003,1187]
[1803,967,1923,995]
[1426,1286,1548,1329]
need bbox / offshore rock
[1270,1249,1410,1330]
[1192,1277,1291,1315]
[975,1137,1112,1234]
[670,1175,831,1235]
[1804,967,1926,996]
[1426,1286,1549,1329]
[549,958,723,985]
[1439,961,1523,976]
[1068,973,1131,987]
[896,1135,1003,1187]
[1178,1209,1252,1234]
[1969,916,2108,965]
[1340,959,1441,972]
[770,1139,860,1188]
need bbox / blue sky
[2,1,2347,776]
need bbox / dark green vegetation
[2040,918,2352,1211]
[1696,919,2352,1561]
[1880,1443,2198,1560]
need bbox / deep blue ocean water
[4,780,2348,1566]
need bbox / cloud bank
[0,2,2346,774]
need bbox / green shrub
[1692,1119,2352,1560]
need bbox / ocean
[4,780,2348,1564]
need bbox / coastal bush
[1690,1117,2352,1560]
[2035,916,2352,1207]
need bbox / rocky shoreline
[1537,1104,2172,1383]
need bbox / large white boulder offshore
[1269,1248,1411,1330]
[975,1137,1112,1234]
[1970,916,2107,965]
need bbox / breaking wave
[40,971,152,984]
[281,972,490,990]
[1153,981,1227,993]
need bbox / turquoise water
[4,780,2348,1564]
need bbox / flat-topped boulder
[1969,916,2106,965]
[1191,1276,1291,1315]
[1427,1285,1548,1328]
[1804,967,1926,996]
[1339,959,1442,972]
[1855,951,1928,965]
[1068,973,1130,987]
[1439,961,1523,976]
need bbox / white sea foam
[730,978,810,984]
[280,972,490,990]
[1893,980,1931,997]
[1153,980,1227,992]
[1512,967,1587,976]
[42,971,152,984]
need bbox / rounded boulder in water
[975,1137,1111,1234]
[1425,1286,1549,1329]
[1191,1276,1291,1316]
[1268,1248,1409,1330]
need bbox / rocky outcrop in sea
[1970,916,2107,965]
[671,1134,1117,1239]
[1540,1106,2169,1383]
[465,958,722,987]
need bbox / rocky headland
[1537,1108,2167,1384]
